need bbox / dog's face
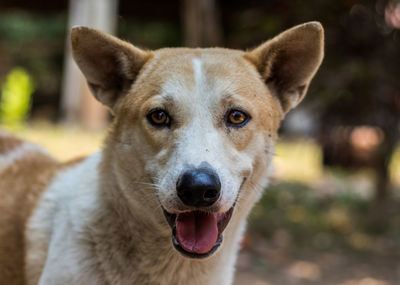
[71,23,324,258]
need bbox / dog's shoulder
[0,131,83,284]
[26,152,102,284]
[0,130,60,284]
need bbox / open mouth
[163,207,234,258]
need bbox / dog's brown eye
[147,109,171,127]
[151,111,167,124]
[226,109,250,127]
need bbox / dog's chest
[101,255,232,285]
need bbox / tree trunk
[368,127,397,231]
[61,0,118,130]
[182,0,223,47]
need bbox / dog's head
[71,23,324,258]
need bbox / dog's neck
[90,151,258,285]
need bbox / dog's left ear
[245,22,324,113]
[71,26,152,110]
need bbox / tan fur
[0,141,58,284]
[0,132,23,155]
[0,22,323,285]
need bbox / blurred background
[0,0,399,284]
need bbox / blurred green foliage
[0,11,67,119]
[119,20,180,49]
[0,11,66,43]
[0,67,35,127]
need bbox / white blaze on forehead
[188,57,211,109]
[191,56,244,104]
[192,57,204,91]
[191,57,218,105]
[160,56,214,116]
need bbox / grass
[273,139,323,183]
[248,181,400,253]
[3,121,104,161]
[390,146,400,186]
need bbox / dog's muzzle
[163,167,235,258]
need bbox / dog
[0,22,324,284]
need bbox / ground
[234,245,400,285]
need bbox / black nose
[176,168,221,207]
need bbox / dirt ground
[234,246,400,285]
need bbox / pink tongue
[176,211,218,254]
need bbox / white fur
[26,153,102,284]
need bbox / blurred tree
[313,0,400,226]
[182,0,223,47]
[61,0,118,130]
[0,11,66,120]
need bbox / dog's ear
[71,26,152,109]
[245,22,324,113]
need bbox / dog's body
[0,22,323,284]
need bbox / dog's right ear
[71,27,152,110]
[244,22,324,114]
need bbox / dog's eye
[226,109,250,127]
[147,109,171,127]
